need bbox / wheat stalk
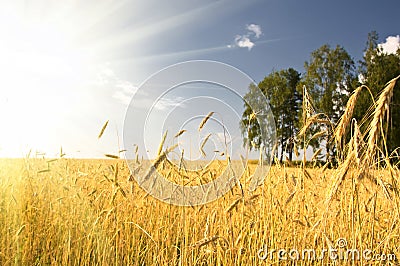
[334,86,363,145]
[98,120,109,139]
[293,144,299,158]
[157,131,168,156]
[198,112,214,131]
[311,148,322,161]
[174,130,186,138]
[190,235,220,248]
[105,154,119,159]
[353,119,364,167]
[200,133,212,157]
[298,113,332,136]
[285,191,296,206]
[365,75,399,162]
[225,198,242,213]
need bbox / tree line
[241,31,400,163]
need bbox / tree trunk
[280,131,284,163]
[326,135,330,164]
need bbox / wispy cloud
[94,64,138,105]
[130,44,232,63]
[247,24,262,38]
[378,35,400,55]
[231,23,262,50]
[234,35,255,50]
[153,97,187,111]
[94,65,187,110]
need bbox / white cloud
[234,35,255,50]
[232,23,262,50]
[94,64,138,105]
[247,24,262,38]
[114,80,138,105]
[113,90,133,106]
[153,97,186,111]
[378,35,400,55]
[96,68,186,111]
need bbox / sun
[0,2,95,157]
[0,1,164,158]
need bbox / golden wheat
[366,75,399,162]
[1,76,400,265]
[334,86,364,145]
[198,111,214,131]
[98,120,109,139]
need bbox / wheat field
[1,77,400,265]
[0,157,398,265]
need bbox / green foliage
[241,32,400,161]
[303,44,357,123]
[302,44,357,160]
[241,68,301,161]
[357,31,400,155]
[240,84,267,150]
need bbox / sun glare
[0,3,94,157]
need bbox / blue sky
[0,0,399,158]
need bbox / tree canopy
[356,31,400,155]
[241,31,400,162]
